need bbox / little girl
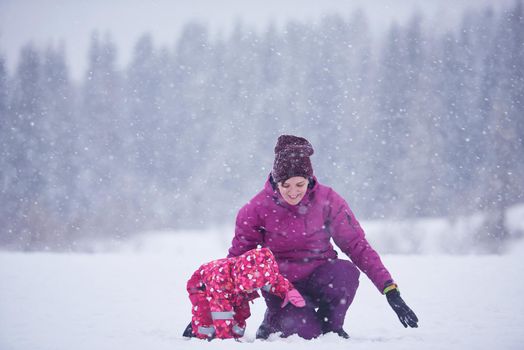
[185,247,305,340]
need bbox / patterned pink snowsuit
[186,248,295,339]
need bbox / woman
[227,135,418,339]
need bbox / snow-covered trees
[0,2,522,251]
[477,2,524,250]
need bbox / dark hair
[269,173,315,190]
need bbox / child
[185,247,305,340]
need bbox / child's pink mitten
[281,288,306,308]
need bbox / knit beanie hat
[272,135,314,183]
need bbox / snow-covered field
[1,230,524,350]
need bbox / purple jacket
[227,176,393,292]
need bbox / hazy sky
[0,0,512,80]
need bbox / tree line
[0,2,523,251]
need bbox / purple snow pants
[259,259,360,339]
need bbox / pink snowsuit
[186,248,295,339]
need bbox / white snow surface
[1,230,524,350]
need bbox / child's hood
[232,248,280,292]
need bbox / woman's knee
[333,259,360,280]
[313,259,360,287]
[332,260,360,295]
[309,260,360,303]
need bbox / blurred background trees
[0,2,522,252]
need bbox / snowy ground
[1,230,524,350]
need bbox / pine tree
[38,43,78,248]
[372,22,411,218]
[7,44,47,249]
[171,22,218,227]
[477,1,524,251]
[0,54,12,245]
[79,32,127,238]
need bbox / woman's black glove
[386,288,419,328]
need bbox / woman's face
[277,176,309,205]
